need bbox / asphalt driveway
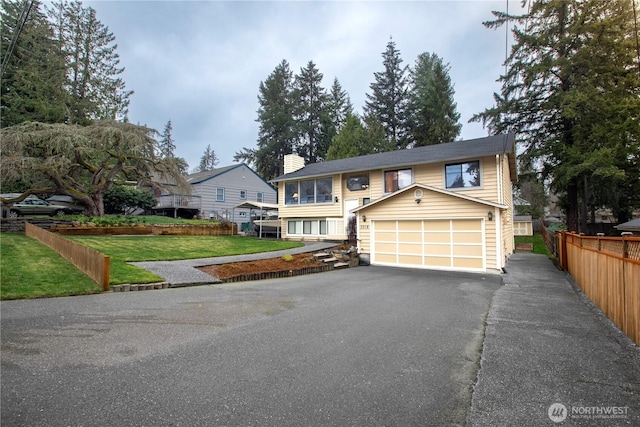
[1,266,501,426]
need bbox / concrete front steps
[313,249,359,269]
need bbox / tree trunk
[87,193,105,217]
[566,180,579,233]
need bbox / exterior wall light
[414,189,423,204]
[488,211,493,221]
[335,196,339,203]
[362,215,366,222]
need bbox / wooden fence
[25,223,110,291]
[551,230,640,346]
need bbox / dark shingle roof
[186,164,243,185]
[272,134,516,182]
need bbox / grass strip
[1,233,102,300]
[515,234,552,256]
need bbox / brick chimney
[284,154,305,174]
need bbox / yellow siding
[501,155,515,259]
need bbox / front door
[344,199,359,235]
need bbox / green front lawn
[1,233,102,300]
[1,234,304,299]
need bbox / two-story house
[188,164,277,229]
[271,134,517,273]
[155,163,277,230]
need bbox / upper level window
[446,161,480,189]
[256,192,264,203]
[347,175,369,191]
[216,188,225,202]
[285,177,333,205]
[384,169,412,193]
[240,190,247,200]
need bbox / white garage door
[371,219,485,271]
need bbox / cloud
[85,0,513,171]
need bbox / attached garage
[353,183,510,273]
[372,218,486,272]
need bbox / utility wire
[1,0,35,78]
[633,0,640,77]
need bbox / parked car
[7,198,74,217]
[46,195,85,214]
[1,193,39,218]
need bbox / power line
[1,0,35,78]
[633,0,640,77]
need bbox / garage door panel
[398,243,422,255]
[425,220,450,231]
[452,219,481,231]
[376,221,396,231]
[424,244,451,256]
[453,232,482,244]
[423,256,452,267]
[398,255,422,265]
[399,232,422,243]
[376,253,397,263]
[454,245,484,257]
[398,221,421,231]
[376,242,397,253]
[453,258,484,269]
[375,231,396,241]
[424,232,451,243]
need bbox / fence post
[559,231,568,270]
[103,256,110,292]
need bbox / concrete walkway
[466,253,640,426]
[130,241,338,286]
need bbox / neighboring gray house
[188,164,277,228]
[154,164,276,229]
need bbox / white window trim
[216,187,225,202]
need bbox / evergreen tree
[472,0,640,231]
[363,37,411,150]
[408,52,461,146]
[292,60,331,163]
[327,77,353,133]
[158,120,176,157]
[1,0,68,127]
[326,114,367,160]
[242,59,297,180]
[198,144,219,172]
[326,113,394,161]
[46,0,132,124]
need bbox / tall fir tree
[363,37,411,150]
[292,60,331,163]
[158,120,176,157]
[472,0,640,231]
[1,0,68,127]
[408,52,461,146]
[46,0,132,124]
[327,77,353,134]
[197,144,219,172]
[237,59,297,180]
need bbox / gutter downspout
[496,154,504,270]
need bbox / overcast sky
[81,0,517,172]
